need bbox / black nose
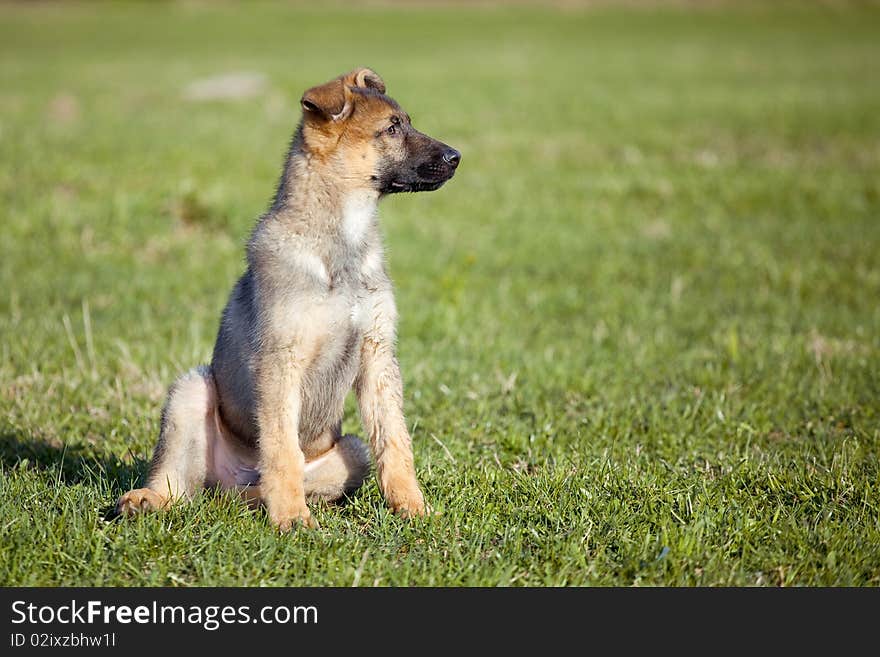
[442,148,461,168]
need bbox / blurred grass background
[0,1,878,585]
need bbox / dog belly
[298,330,360,446]
[212,336,360,455]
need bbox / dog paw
[115,488,167,516]
[388,487,427,519]
[270,504,318,532]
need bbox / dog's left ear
[300,68,386,122]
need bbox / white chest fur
[342,192,378,247]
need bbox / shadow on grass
[0,429,147,520]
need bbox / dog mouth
[387,178,449,193]
[381,165,457,194]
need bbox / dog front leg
[256,354,316,531]
[356,336,426,517]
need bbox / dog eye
[386,125,397,135]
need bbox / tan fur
[115,68,459,530]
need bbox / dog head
[299,68,461,194]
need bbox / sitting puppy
[116,68,461,530]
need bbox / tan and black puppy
[116,68,460,530]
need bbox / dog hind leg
[116,365,217,516]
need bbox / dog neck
[269,130,379,246]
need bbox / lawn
[1,1,878,586]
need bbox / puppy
[116,68,460,530]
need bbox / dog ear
[346,67,386,94]
[300,68,386,122]
[301,78,349,121]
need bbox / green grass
[1,1,878,586]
